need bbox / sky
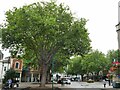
[0,0,119,57]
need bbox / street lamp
[1,60,4,88]
[52,60,54,90]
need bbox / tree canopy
[1,1,91,86]
[66,50,111,81]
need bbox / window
[15,62,19,69]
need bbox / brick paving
[0,82,115,90]
[19,82,111,88]
[19,82,61,88]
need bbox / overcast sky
[0,0,119,56]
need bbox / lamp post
[52,60,54,90]
[1,61,4,88]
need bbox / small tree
[3,68,17,84]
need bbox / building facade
[0,51,40,83]
[117,1,120,49]
[0,57,23,82]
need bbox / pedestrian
[37,77,40,82]
[61,78,64,86]
[103,79,107,88]
[8,78,12,88]
[108,79,111,86]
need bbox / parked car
[58,77,71,84]
[74,77,80,81]
[61,77,71,84]
[87,79,94,83]
[51,80,57,84]
[62,79,71,84]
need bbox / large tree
[1,1,91,86]
[84,50,109,73]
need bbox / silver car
[62,77,71,84]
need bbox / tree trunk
[41,63,48,87]
[81,74,84,81]
[46,70,51,83]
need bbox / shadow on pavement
[2,88,116,90]
[17,87,61,90]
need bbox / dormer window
[15,62,20,69]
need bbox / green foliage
[66,56,86,75]
[1,0,91,59]
[106,50,114,63]
[0,50,3,60]
[1,1,91,86]
[3,68,17,83]
[116,49,119,60]
[22,49,38,69]
[0,29,2,44]
[106,49,120,76]
[106,49,120,68]
[67,50,111,75]
[83,50,110,73]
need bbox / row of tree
[65,50,120,81]
[66,50,108,81]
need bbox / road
[59,81,113,88]
[18,81,113,88]
[0,81,113,90]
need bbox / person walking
[103,79,107,88]
[108,79,111,86]
[8,78,12,88]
